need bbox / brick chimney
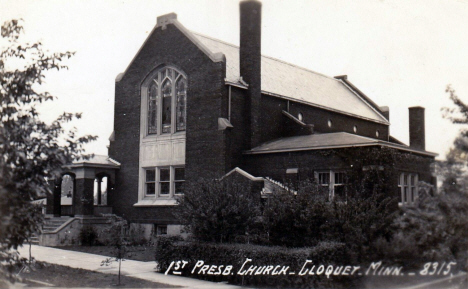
[409,106,425,150]
[240,0,262,148]
[380,106,389,121]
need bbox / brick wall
[243,147,435,192]
[109,23,227,223]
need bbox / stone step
[42,226,60,231]
[45,220,69,225]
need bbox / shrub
[372,188,468,272]
[176,178,262,243]
[263,178,397,262]
[79,226,98,246]
[127,224,148,246]
[154,237,359,288]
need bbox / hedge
[155,237,362,288]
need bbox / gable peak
[157,13,177,29]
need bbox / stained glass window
[176,77,187,131]
[148,81,158,134]
[147,67,187,135]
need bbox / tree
[101,215,129,286]
[0,19,96,282]
[176,178,262,243]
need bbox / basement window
[155,225,168,235]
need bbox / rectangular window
[316,170,347,201]
[174,167,185,195]
[145,169,156,195]
[334,172,347,202]
[399,173,418,205]
[159,168,170,195]
[155,225,167,235]
[318,172,330,185]
[144,166,184,198]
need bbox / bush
[176,178,262,243]
[264,178,397,262]
[79,226,98,246]
[155,237,359,288]
[127,224,148,246]
[372,189,468,272]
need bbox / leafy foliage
[0,19,96,281]
[176,178,262,243]
[372,188,468,272]
[264,178,397,262]
[79,226,98,246]
[155,236,355,288]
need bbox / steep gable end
[115,13,225,82]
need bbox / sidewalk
[17,245,243,289]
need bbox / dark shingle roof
[245,132,437,157]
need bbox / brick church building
[45,0,436,239]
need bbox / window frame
[155,225,168,236]
[315,170,347,201]
[143,166,185,198]
[143,66,187,136]
[399,172,418,206]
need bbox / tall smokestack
[240,0,262,148]
[409,106,425,151]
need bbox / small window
[298,112,303,121]
[145,169,156,195]
[376,130,380,137]
[353,125,357,133]
[399,173,418,205]
[335,172,345,185]
[328,119,332,128]
[156,225,167,235]
[318,172,330,185]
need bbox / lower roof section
[244,132,438,157]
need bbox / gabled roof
[194,33,389,124]
[244,132,438,157]
[117,14,388,124]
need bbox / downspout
[228,85,232,121]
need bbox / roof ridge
[192,31,240,49]
[192,31,341,82]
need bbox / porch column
[53,178,61,217]
[73,167,95,216]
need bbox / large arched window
[147,67,187,135]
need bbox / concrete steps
[42,217,71,233]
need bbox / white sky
[2,0,468,159]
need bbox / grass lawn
[14,262,179,288]
[57,245,155,262]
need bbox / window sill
[133,198,178,207]
[142,131,186,142]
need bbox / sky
[2,0,468,159]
